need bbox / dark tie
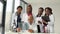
[37,25,41,33]
[17,15,21,28]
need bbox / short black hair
[39,7,44,11]
[45,7,53,14]
[17,6,23,9]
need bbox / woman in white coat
[22,4,35,23]
[42,7,55,33]
[35,7,44,33]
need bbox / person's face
[45,9,50,15]
[27,7,31,13]
[38,9,43,15]
[17,8,22,14]
[28,16,33,24]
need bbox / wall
[24,0,60,33]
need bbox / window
[25,4,27,13]
[0,2,3,34]
[14,0,20,12]
[5,0,20,32]
[0,2,3,25]
[20,0,28,14]
[5,0,13,32]
[20,1,25,15]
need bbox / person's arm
[48,15,54,26]
[47,15,55,33]
[11,13,17,29]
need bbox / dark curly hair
[45,7,53,14]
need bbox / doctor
[22,4,35,23]
[42,7,54,33]
[35,7,44,33]
[23,15,37,33]
[11,6,23,32]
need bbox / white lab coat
[35,16,44,33]
[22,13,35,23]
[21,13,28,23]
[47,14,54,33]
[11,12,22,30]
[35,14,54,33]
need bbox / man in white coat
[23,15,37,33]
[11,6,23,32]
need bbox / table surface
[5,30,57,34]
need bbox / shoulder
[49,14,55,21]
[49,14,54,18]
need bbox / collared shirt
[28,13,32,16]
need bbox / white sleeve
[48,15,55,26]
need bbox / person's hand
[28,29,34,33]
[42,20,48,24]
[16,28,21,32]
[38,21,42,24]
